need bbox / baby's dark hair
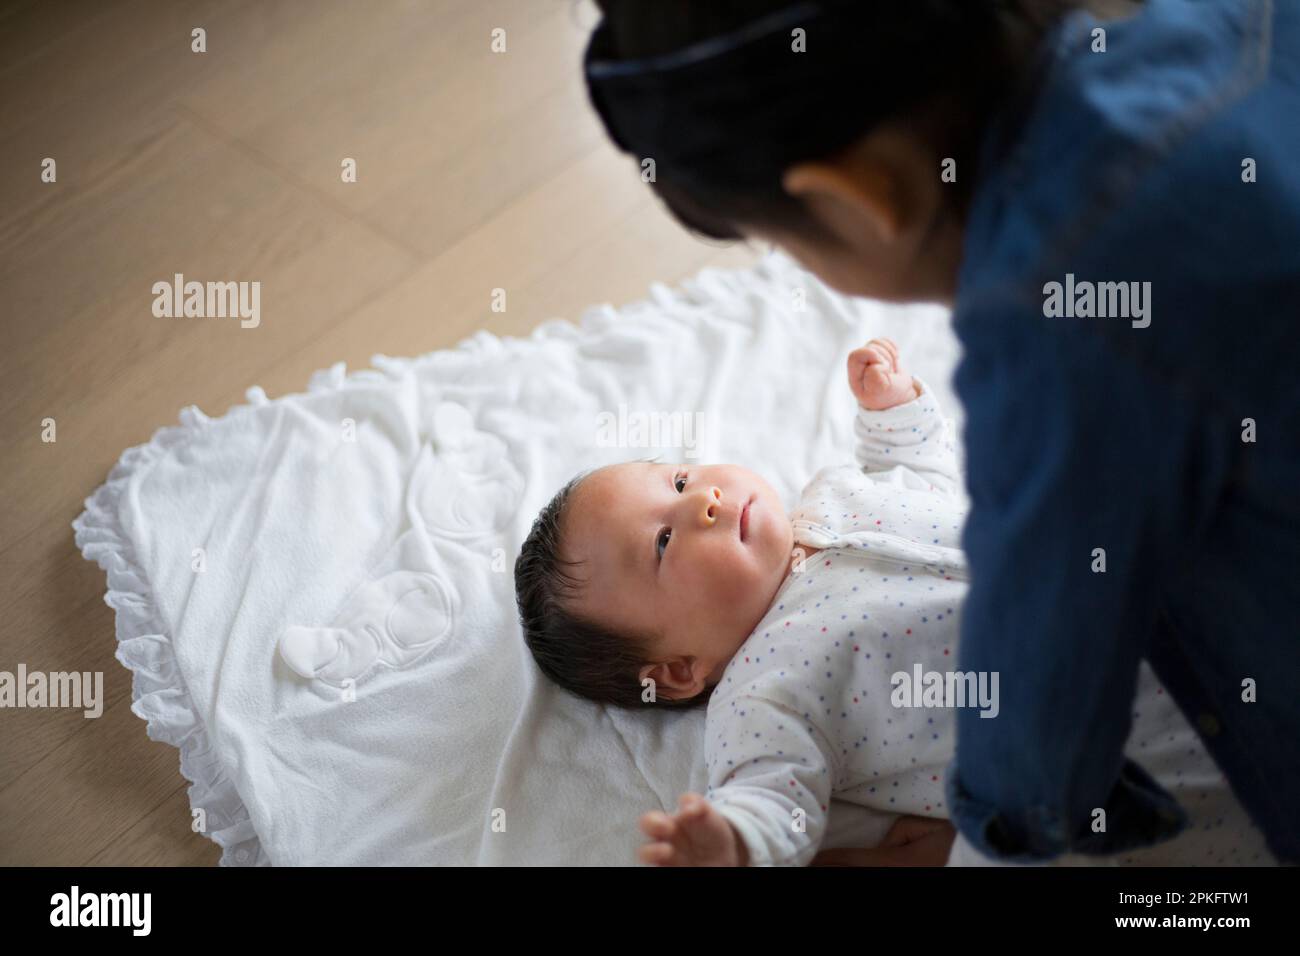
[587,0,1140,244]
[514,470,713,711]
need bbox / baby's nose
[699,486,722,526]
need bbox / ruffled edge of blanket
[72,410,269,867]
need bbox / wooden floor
[0,0,762,865]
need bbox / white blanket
[74,250,1268,865]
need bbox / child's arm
[848,338,962,495]
[638,696,836,867]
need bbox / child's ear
[782,156,904,244]
[785,121,944,247]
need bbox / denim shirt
[945,0,1300,862]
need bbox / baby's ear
[640,658,701,703]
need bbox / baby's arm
[638,696,835,866]
[848,338,962,495]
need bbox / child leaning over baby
[514,339,1262,867]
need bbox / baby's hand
[638,793,748,867]
[848,337,920,410]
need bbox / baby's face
[563,461,795,700]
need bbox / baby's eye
[674,474,687,493]
[656,528,672,560]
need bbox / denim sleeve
[943,299,1224,861]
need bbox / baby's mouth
[740,496,754,542]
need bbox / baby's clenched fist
[848,337,921,410]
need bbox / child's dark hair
[586,0,1136,245]
[514,471,713,711]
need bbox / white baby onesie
[705,379,970,867]
[702,381,1273,867]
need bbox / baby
[516,338,969,865]
[516,337,1273,867]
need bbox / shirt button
[1197,714,1222,736]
